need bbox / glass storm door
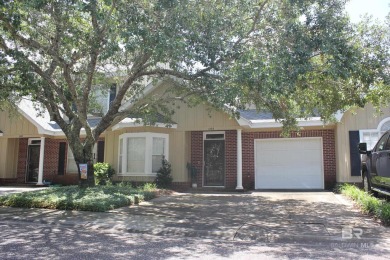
[204,138,225,186]
[26,145,40,182]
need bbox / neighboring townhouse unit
[1,82,390,190]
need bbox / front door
[26,145,40,182]
[204,139,225,186]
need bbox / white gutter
[248,117,334,128]
[112,118,177,131]
[17,108,58,136]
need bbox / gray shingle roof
[238,109,321,121]
[238,109,274,121]
[47,118,102,130]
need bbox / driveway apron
[112,191,390,243]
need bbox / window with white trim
[118,133,169,176]
[360,117,390,150]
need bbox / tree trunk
[74,147,96,188]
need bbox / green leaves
[221,1,389,132]
[0,0,389,167]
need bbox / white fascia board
[249,117,334,128]
[222,104,252,128]
[236,117,251,127]
[112,118,177,131]
[17,108,57,136]
[18,108,97,137]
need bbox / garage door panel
[258,175,322,189]
[259,152,321,167]
[255,138,324,189]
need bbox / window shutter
[58,142,66,175]
[97,141,105,163]
[349,131,361,176]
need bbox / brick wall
[191,132,203,187]
[225,130,237,188]
[172,182,191,191]
[16,138,28,183]
[191,129,336,190]
[16,138,79,185]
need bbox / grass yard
[0,184,158,212]
[340,184,390,226]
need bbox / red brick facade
[191,129,336,190]
[16,138,28,183]
[16,138,78,185]
[171,182,192,191]
[191,132,203,187]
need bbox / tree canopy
[0,0,389,184]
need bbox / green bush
[142,182,157,191]
[0,185,158,212]
[378,203,390,226]
[94,162,115,185]
[155,157,173,189]
[340,184,390,226]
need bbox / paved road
[0,220,389,260]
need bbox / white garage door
[255,138,324,189]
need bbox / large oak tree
[0,0,388,186]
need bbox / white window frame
[359,117,390,150]
[203,131,225,140]
[118,132,169,176]
[28,138,41,145]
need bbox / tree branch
[0,15,67,67]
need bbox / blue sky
[346,0,389,23]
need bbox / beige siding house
[1,83,388,189]
[336,104,390,184]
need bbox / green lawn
[340,184,390,226]
[0,185,157,212]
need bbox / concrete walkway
[0,186,47,196]
[0,191,389,245]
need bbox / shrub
[155,156,173,188]
[0,185,157,212]
[378,203,390,226]
[142,182,157,191]
[340,184,390,226]
[94,162,115,185]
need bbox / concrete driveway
[0,190,388,246]
[112,191,389,243]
